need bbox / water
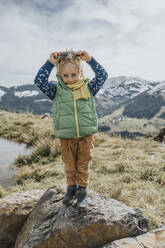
[0,138,32,188]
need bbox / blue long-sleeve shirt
[34,57,108,100]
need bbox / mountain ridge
[1,76,165,136]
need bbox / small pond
[0,138,32,188]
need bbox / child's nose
[68,76,73,81]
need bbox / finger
[76,51,83,55]
[54,55,60,60]
[53,52,60,59]
[51,52,56,58]
[79,50,86,54]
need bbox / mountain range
[1,77,165,137]
[96,76,165,118]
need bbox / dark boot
[76,185,88,210]
[63,185,77,205]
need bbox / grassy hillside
[0,110,165,230]
[99,106,165,137]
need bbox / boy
[34,50,108,210]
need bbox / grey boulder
[0,190,44,248]
[15,185,149,248]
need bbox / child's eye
[72,74,76,76]
[63,75,68,77]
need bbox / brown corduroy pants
[60,134,95,187]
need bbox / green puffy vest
[52,76,98,138]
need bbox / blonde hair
[56,49,83,76]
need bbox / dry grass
[14,137,61,167]
[0,185,6,198]
[89,135,165,229]
[0,111,54,146]
[0,110,165,229]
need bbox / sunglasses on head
[54,51,80,60]
[61,51,80,58]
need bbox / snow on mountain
[0,89,6,100]
[147,81,165,95]
[14,90,39,98]
[1,77,165,121]
[97,76,156,99]
[0,89,6,97]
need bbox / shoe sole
[62,201,73,206]
[62,196,76,206]
[76,204,88,211]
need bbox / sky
[1,0,165,87]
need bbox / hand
[76,50,91,62]
[48,51,62,65]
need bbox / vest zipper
[73,101,80,138]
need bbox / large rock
[100,227,165,247]
[0,190,44,248]
[15,186,149,248]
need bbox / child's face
[60,63,80,84]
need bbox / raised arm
[87,57,108,96]
[34,52,62,100]
[34,60,57,100]
[76,50,108,96]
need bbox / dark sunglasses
[54,51,80,60]
[61,51,80,58]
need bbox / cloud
[0,0,165,87]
